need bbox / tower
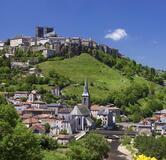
[35,26,44,38]
[82,79,90,107]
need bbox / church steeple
[82,79,89,96]
[82,79,90,107]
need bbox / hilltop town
[0,26,121,59]
[0,26,166,160]
[0,26,165,138]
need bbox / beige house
[10,36,30,47]
[42,49,55,58]
[136,124,152,136]
[57,134,74,145]
[0,41,5,50]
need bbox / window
[78,118,81,125]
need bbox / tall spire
[82,79,90,107]
[82,79,89,96]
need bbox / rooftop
[70,104,90,116]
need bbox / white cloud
[105,28,127,41]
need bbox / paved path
[75,131,86,140]
[106,140,132,160]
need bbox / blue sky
[0,0,165,69]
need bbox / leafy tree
[40,135,58,150]
[0,96,7,104]
[93,118,102,128]
[0,104,19,128]
[68,133,109,160]
[134,136,166,160]
[0,124,42,160]
[0,102,42,160]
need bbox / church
[51,80,94,135]
[70,79,94,132]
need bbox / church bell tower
[82,79,90,107]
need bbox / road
[96,129,136,139]
[106,139,132,160]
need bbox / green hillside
[37,52,166,122]
[38,53,157,102]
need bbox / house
[81,39,91,47]
[34,114,54,120]
[27,90,41,102]
[31,45,45,52]
[50,118,75,135]
[37,37,50,46]
[91,105,102,118]
[154,122,166,134]
[91,104,117,129]
[58,107,73,121]
[51,86,61,97]
[23,117,39,128]
[47,103,64,115]
[0,41,5,50]
[57,134,74,145]
[154,115,166,134]
[136,120,152,136]
[15,103,30,111]
[70,37,81,45]
[97,108,115,129]
[22,108,56,115]
[161,125,166,135]
[31,101,47,109]
[42,49,55,58]
[107,105,121,117]
[30,40,36,46]
[10,36,31,47]
[30,124,45,134]
[49,36,66,44]
[155,109,166,116]
[136,124,152,136]
[21,113,32,120]
[14,91,29,99]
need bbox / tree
[0,96,7,104]
[68,133,109,160]
[0,103,42,160]
[68,141,93,160]
[0,121,12,140]
[0,123,42,160]
[0,104,19,128]
[83,133,109,159]
[40,135,58,150]
[134,136,166,160]
[93,118,102,128]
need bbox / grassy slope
[38,53,159,102]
